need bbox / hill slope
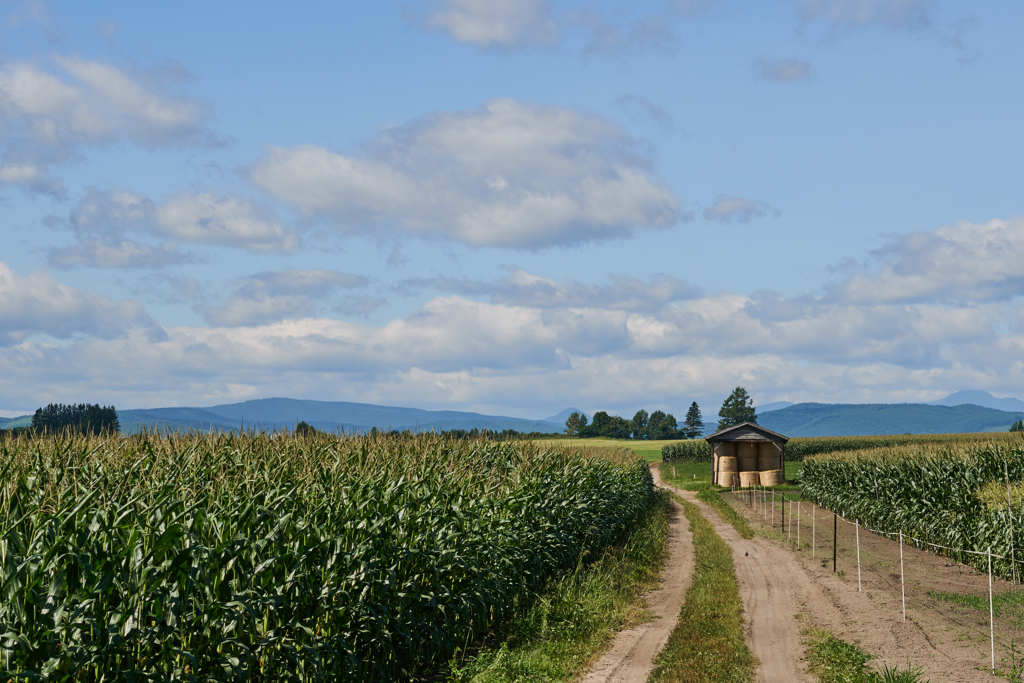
[757,402,1024,437]
[118,398,566,434]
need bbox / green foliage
[631,409,649,438]
[451,491,671,680]
[0,432,654,680]
[1011,419,1024,433]
[565,410,587,437]
[646,410,679,440]
[800,442,1024,579]
[805,628,926,682]
[682,401,704,439]
[294,420,317,436]
[31,402,119,434]
[650,496,754,682]
[717,387,756,431]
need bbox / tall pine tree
[682,401,704,438]
[716,387,756,431]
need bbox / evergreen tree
[717,387,756,431]
[31,403,119,435]
[1011,419,1024,433]
[682,401,704,438]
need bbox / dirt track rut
[580,491,694,682]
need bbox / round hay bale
[759,469,784,487]
[738,444,758,471]
[717,471,737,487]
[758,450,781,471]
[738,471,760,488]
[718,455,737,472]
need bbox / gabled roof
[705,422,789,444]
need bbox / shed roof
[705,422,788,444]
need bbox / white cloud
[199,269,370,326]
[755,59,811,82]
[48,239,194,269]
[423,0,557,47]
[703,196,780,223]
[0,261,162,345]
[0,56,209,194]
[251,99,680,249]
[839,217,1024,304]
[56,188,297,256]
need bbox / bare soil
[722,486,1016,681]
[581,490,694,682]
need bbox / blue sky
[2,0,1023,419]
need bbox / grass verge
[448,490,672,681]
[929,589,1024,626]
[649,494,755,682]
[659,463,754,539]
[804,627,926,682]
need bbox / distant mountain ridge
[757,402,1024,437]
[111,398,569,434]
[930,390,1024,413]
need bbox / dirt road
[581,494,694,683]
[652,466,814,683]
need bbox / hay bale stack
[717,471,737,487]
[757,444,781,471]
[738,443,758,471]
[738,471,760,488]
[759,469,784,487]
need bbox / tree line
[0,403,120,438]
[564,387,759,440]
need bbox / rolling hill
[757,402,1024,437]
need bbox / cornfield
[661,431,1024,462]
[0,432,654,680]
[800,440,1024,578]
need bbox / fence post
[812,505,815,558]
[833,512,837,573]
[797,501,801,549]
[899,530,906,622]
[781,493,785,531]
[856,520,862,592]
[989,546,995,673]
[772,490,775,527]
[1005,460,1017,585]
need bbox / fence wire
[724,486,1024,677]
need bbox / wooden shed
[707,422,788,487]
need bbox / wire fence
[724,485,1024,678]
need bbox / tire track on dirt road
[581,491,694,682]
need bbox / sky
[2,0,1023,419]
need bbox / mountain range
[1,390,1021,437]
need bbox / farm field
[0,432,655,680]
[534,437,686,462]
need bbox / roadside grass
[448,490,672,681]
[804,627,926,682]
[534,438,684,463]
[659,463,755,539]
[649,495,755,682]
[929,589,1024,626]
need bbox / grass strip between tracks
[649,494,755,682]
[448,490,672,681]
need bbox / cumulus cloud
[703,196,780,223]
[838,217,1024,304]
[48,239,195,269]
[199,269,369,327]
[251,99,681,249]
[49,188,297,262]
[398,268,701,311]
[799,0,934,31]
[0,56,210,191]
[0,261,162,345]
[755,59,811,82]
[422,0,557,47]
